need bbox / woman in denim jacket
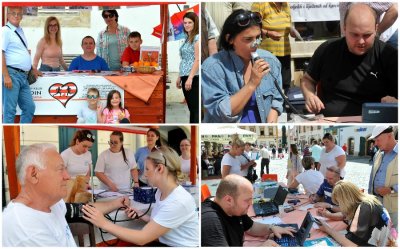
[202,9,283,123]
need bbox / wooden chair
[201,184,211,202]
[261,174,278,182]
[69,222,96,247]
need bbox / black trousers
[181,75,199,123]
[276,55,291,94]
[260,158,270,175]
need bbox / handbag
[27,68,37,85]
[242,153,258,183]
[6,25,37,84]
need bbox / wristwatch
[390,187,395,194]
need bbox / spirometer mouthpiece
[250,37,262,49]
[251,52,261,62]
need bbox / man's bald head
[344,3,378,27]
[343,3,378,56]
[215,174,253,200]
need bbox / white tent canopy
[201,125,257,144]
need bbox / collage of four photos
[1,0,399,247]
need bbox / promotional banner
[17,75,123,115]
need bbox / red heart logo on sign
[48,82,77,107]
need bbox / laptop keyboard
[274,235,298,247]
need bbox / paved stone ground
[166,72,190,123]
[252,152,372,192]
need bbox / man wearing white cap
[368,125,398,231]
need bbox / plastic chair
[201,184,211,202]
[261,174,278,182]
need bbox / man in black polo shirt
[201,175,295,246]
[300,3,397,117]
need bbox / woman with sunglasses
[33,16,68,73]
[95,131,139,192]
[97,9,130,71]
[176,12,199,123]
[83,146,199,246]
[317,181,393,246]
[61,130,95,179]
[202,9,283,123]
[135,128,162,186]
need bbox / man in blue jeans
[2,6,37,123]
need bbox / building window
[268,127,273,136]
[260,129,264,136]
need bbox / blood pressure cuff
[65,202,88,223]
[133,187,156,204]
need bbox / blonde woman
[33,16,67,72]
[318,181,393,246]
[83,146,199,247]
[221,135,253,178]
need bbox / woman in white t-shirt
[61,129,95,179]
[82,146,199,247]
[95,131,139,191]
[179,138,198,181]
[319,133,346,178]
[289,156,324,195]
[221,135,251,178]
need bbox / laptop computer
[253,185,288,217]
[274,211,314,247]
[362,102,398,123]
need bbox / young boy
[121,31,142,66]
[77,88,103,123]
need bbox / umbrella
[201,125,257,144]
[152,24,162,39]
[152,4,199,41]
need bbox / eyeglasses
[180,144,191,147]
[235,12,262,27]
[9,12,23,18]
[48,24,58,28]
[108,140,119,145]
[102,13,115,19]
[87,94,98,99]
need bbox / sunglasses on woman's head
[235,12,262,27]
[102,13,115,19]
[87,94,98,99]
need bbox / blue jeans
[39,64,61,71]
[2,67,35,123]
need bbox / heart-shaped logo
[48,82,77,107]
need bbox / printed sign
[17,75,123,115]
[290,2,340,22]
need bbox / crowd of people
[2,7,199,124]
[201,2,398,123]
[2,128,199,246]
[202,125,398,247]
